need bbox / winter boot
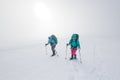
[70,55,73,60]
[74,54,77,59]
[51,51,56,57]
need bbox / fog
[0,0,120,50]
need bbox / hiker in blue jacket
[67,34,81,60]
[45,35,58,56]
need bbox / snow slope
[0,37,120,80]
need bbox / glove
[66,43,69,46]
[45,44,48,46]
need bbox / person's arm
[67,40,71,46]
[77,40,81,53]
[45,37,51,46]
[77,40,80,49]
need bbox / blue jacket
[68,39,80,48]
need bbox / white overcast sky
[0,0,120,48]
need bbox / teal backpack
[70,34,79,48]
[71,34,79,40]
[51,35,58,44]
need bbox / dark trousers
[50,44,56,55]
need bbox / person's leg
[70,48,74,60]
[71,48,77,59]
[51,44,56,56]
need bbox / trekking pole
[65,44,68,59]
[45,45,47,55]
[78,49,82,63]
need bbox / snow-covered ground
[0,37,120,80]
[0,0,120,79]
